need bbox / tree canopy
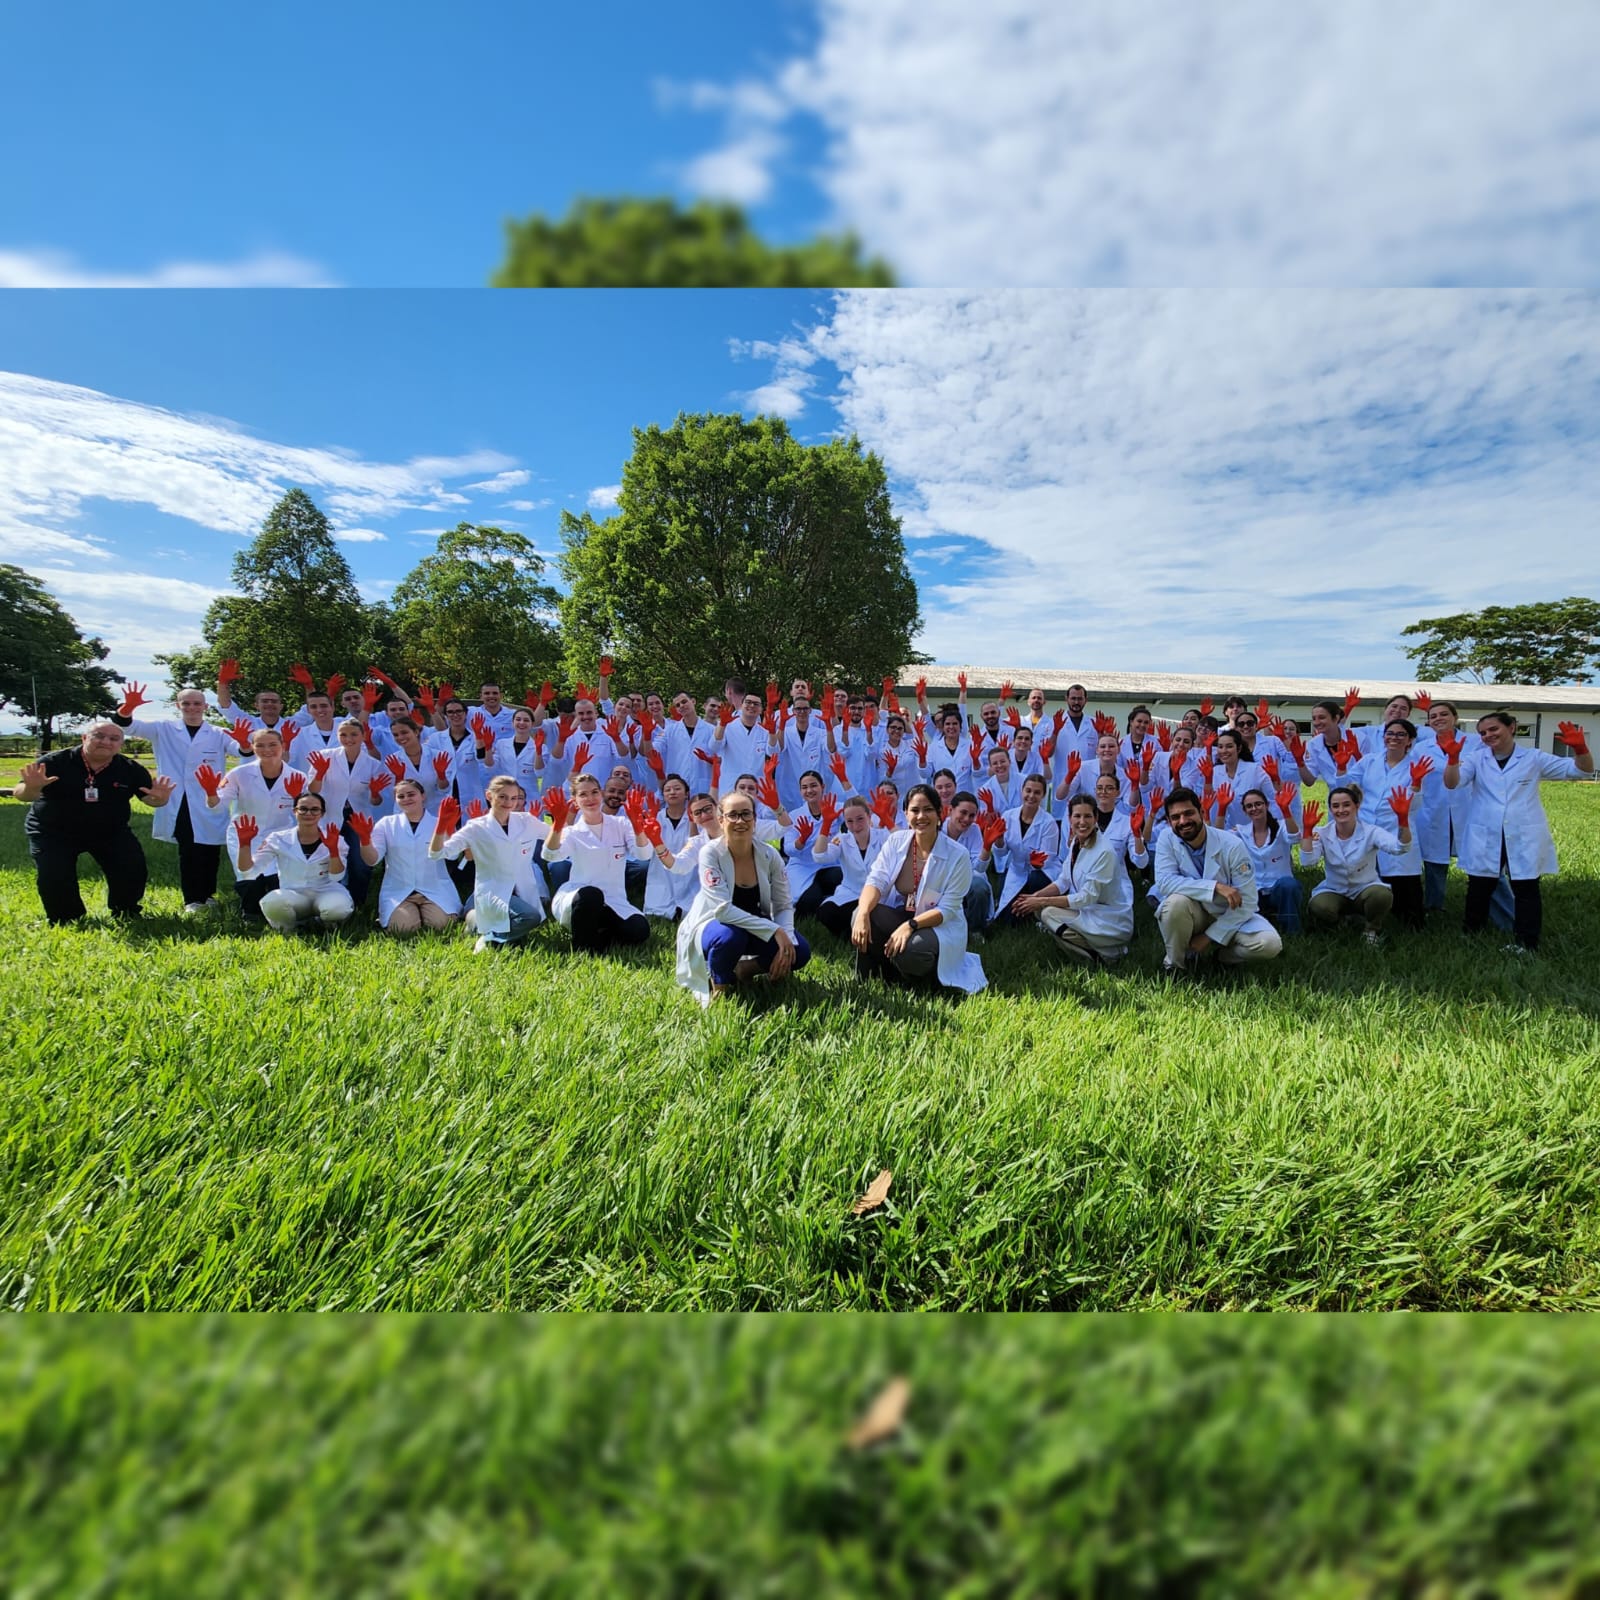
[390,523,563,691]
[0,565,119,748]
[158,489,395,701]
[559,412,922,693]
[1401,597,1600,685]
[493,197,895,288]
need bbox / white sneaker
[1363,929,1383,946]
[473,935,496,954]
[1502,942,1532,956]
[464,909,479,935]
[181,901,209,916]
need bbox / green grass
[3,788,1598,1311]
[3,1315,1598,1597]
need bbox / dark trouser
[237,874,279,919]
[341,815,374,907]
[625,858,648,905]
[568,885,650,953]
[445,854,475,900]
[29,829,148,925]
[999,867,1051,926]
[858,904,941,983]
[1466,872,1542,949]
[815,898,856,941]
[1380,873,1426,932]
[172,797,221,905]
[794,867,843,920]
[700,922,813,985]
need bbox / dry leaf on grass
[850,1169,893,1215]
[847,1376,911,1449]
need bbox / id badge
[84,785,99,803]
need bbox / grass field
[4,1316,1598,1597]
[2,781,1598,1311]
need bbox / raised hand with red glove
[1387,788,1412,828]
[195,764,224,803]
[1196,752,1215,787]
[604,713,628,749]
[1065,752,1082,789]
[542,789,570,832]
[911,728,929,765]
[1028,848,1050,870]
[1343,686,1361,717]
[1260,755,1281,784]
[998,680,1014,702]
[1333,733,1359,775]
[324,673,346,701]
[716,701,736,730]
[117,680,149,717]
[977,809,1007,854]
[434,796,461,837]
[289,662,316,694]
[278,721,298,754]
[756,774,781,811]
[367,772,392,806]
[568,741,593,776]
[1255,697,1271,725]
[1004,705,1021,730]
[1155,721,1172,750]
[968,727,986,769]
[217,658,241,687]
[1408,756,1434,789]
[431,752,452,785]
[1198,696,1214,717]
[792,815,816,851]
[818,792,842,836]
[646,747,666,783]
[1557,721,1591,757]
[385,752,408,782]
[228,718,255,754]
[1129,804,1146,840]
[466,798,486,819]
[1147,786,1165,817]
[1141,744,1155,779]
[415,683,437,718]
[1092,711,1117,738]
[1435,731,1464,765]
[870,793,898,831]
[830,752,850,788]
[1274,782,1298,819]
[234,813,258,849]
[1123,758,1143,790]
[1301,799,1324,837]
[284,772,307,800]
[348,810,375,848]
[1285,732,1308,765]
[883,750,899,778]
[1413,690,1433,712]
[1213,782,1234,818]
[362,682,383,714]
[320,822,343,863]
[307,749,331,781]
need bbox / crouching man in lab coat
[1152,786,1282,977]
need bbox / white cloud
[466,468,532,493]
[0,248,336,288]
[767,288,1600,676]
[731,334,818,419]
[587,485,622,510]
[335,527,387,542]
[665,77,790,204]
[689,0,1600,285]
[503,498,552,512]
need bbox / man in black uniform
[13,721,176,925]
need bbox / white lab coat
[1152,826,1271,948]
[248,826,344,890]
[714,719,771,796]
[366,812,462,926]
[313,745,391,821]
[1231,821,1298,888]
[1302,823,1405,899]
[546,812,653,925]
[431,812,549,938]
[121,716,236,844]
[1351,753,1426,877]
[676,837,796,1004]
[782,810,831,896]
[1046,831,1135,946]
[864,830,988,993]
[644,808,698,917]
[992,806,1062,913]
[777,718,829,810]
[217,761,313,880]
[1449,744,1588,879]
[812,826,889,907]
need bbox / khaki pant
[260,885,354,932]
[1038,907,1127,962]
[1309,884,1392,933]
[386,890,459,935]
[1156,894,1282,967]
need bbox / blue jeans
[964,874,993,933]
[341,817,374,906]
[700,922,812,985]
[1424,859,1512,927]
[483,892,545,947]
[543,858,572,893]
[1259,875,1303,935]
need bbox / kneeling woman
[851,783,987,993]
[353,777,462,934]
[1302,784,1412,944]
[427,776,547,951]
[810,794,886,942]
[544,773,653,952]
[233,790,354,933]
[1010,794,1134,965]
[676,790,811,1003]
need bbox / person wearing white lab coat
[781,771,843,917]
[201,726,318,921]
[1152,787,1282,974]
[1350,719,1430,930]
[1231,787,1303,934]
[675,791,810,1004]
[711,693,772,798]
[1012,794,1135,964]
[303,718,391,907]
[232,790,353,934]
[1417,700,1510,923]
[642,777,700,919]
[852,783,987,994]
[1442,710,1593,952]
[428,776,549,951]
[975,746,1026,817]
[110,681,236,912]
[991,775,1062,921]
[543,774,654,951]
[491,708,551,798]
[1301,783,1411,941]
[775,694,830,811]
[809,796,889,942]
[354,778,462,934]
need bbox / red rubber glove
[818,792,841,835]
[437,682,456,707]
[709,755,722,793]
[871,794,898,831]
[1436,732,1464,764]
[1123,759,1143,788]
[385,753,408,782]
[289,662,315,693]
[598,655,614,678]
[1141,744,1155,777]
[233,812,258,847]
[307,749,330,780]
[1147,785,1165,815]
[766,681,781,712]
[1066,752,1082,787]
[320,822,342,860]
[523,688,541,710]
[604,713,627,747]
[646,747,666,782]
[757,775,781,810]
[1260,755,1281,783]
[1038,736,1056,763]
[968,728,985,767]
[915,676,928,702]
[1213,782,1234,817]
[1301,800,1324,836]
[1556,721,1590,757]
[534,729,548,758]
[999,680,1013,702]
[416,684,437,716]
[883,750,899,777]
[1155,722,1172,750]
[569,742,592,775]
[1274,782,1297,818]
[957,671,968,693]
[362,683,383,713]
[763,752,780,781]
[1286,733,1308,764]
[716,702,736,729]
[542,789,570,831]
[978,811,1006,851]
[367,773,392,805]
[279,722,298,753]
[1255,697,1270,725]
[694,748,715,766]
[1004,706,1021,730]
[830,752,850,786]
[791,815,816,850]
[217,658,241,686]
[1200,791,1217,819]
[556,713,575,742]
[1197,752,1214,785]
[434,796,461,836]
[470,713,490,742]
[1129,804,1146,839]
[466,798,486,819]
[638,709,655,743]
[1092,711,1117,738]
[324,673,346,701]
[1198,696,1214,717]
[1387,789,1412,827]
[348,810,374,847]
[284,772,306,800]
[366,664,400,691]
[117,680,148,717]
[479,725,496,759]
[1029,848,1049,869]
[229,718,255,753]
[540,680,556,708]
[1333,736,1357,775]
[1413,690,1433,712]
[912,729,929,764]
[1409,756,1434,787]
[195,763,223,798]
[409,708,426,727]
[640,813,663,847]
[431,752,451,783]
[1343,686,1361,717]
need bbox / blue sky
[3,2,1596,287]
[2,288,1597,727]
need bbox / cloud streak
[0,248,336,288]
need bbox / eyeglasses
[721,810,754,823]
[294,805,324,815]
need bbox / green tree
[1401,597,1600,685]
[494,197,895,287]
[390,524,563,692]
[559,413,922,693]
[157,489,390,702]
[0,565,120,748]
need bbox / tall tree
[0,565,120,748]
[559,413,922,693]
[157,489,387,701]
[390,523,563,691]
[1401,597,1600,685]
[494,197,895,287]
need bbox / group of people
[12,658,1592,1001]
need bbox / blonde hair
[485,775,521,801]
